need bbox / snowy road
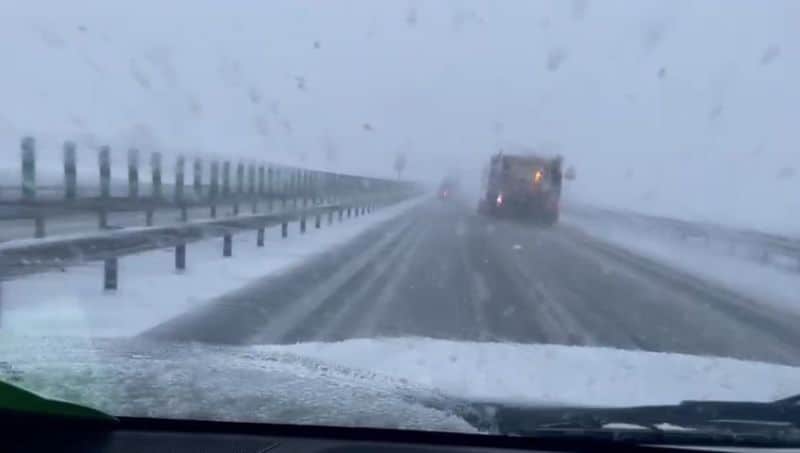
[143,198,800,366]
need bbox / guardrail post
[103,258,118,291]
[317,173,323,205]
[330,174,337,204]
[257,227,265,247]
[303,171,309,208]
[249,163,257,213]
[267,167,274,211]
[237,162,245,195]
[233,161,244,215]
[98,146,111,228]
[318,173,325,204]
[300,215,307,234]
[347,207,352,218]
[176,156,187,221]
[287,171,293,208]
[210,161,220,218]
[258,165,265,196]
[151,152,163,200]
[21,137,36,202]
[317,173,324,204]
[338,208,343,222]
[222,161,231,201]
[294,170,300,208]
[175,156,185,201]
[223,234,232,257]
[281,221,288,238]
[128,148,139,199]
[315,213,321,229]
[328,210,333,225]
[175,244,186,271]
[193,158,203,198]
[64,141,77,200]
[310,172,317,205]
[99,146,111,198]
[255,165,263,213]
[145,209,154,226]
[295,171,301,208]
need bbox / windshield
[2,0,800,442]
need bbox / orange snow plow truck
[479,151,563,225]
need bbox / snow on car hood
[2,335,800,433]
[267,338,800,407]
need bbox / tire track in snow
[141,205,422,344]
[245,217,419,344]
[277,219,429,343]
[344,220,432,340]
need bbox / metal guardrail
[2,136,411,236]
[0,136,418,292]
[564,203,800,272]
[0,193,409,286]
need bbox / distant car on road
[437,177,459,200]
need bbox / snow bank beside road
[1,196,426,338]
[564,213,800,318]
[257,337,800,407]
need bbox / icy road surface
[144,198,800,367]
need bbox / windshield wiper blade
[0,379,117,422]
[432,396,800,444]
[495,400,800,432]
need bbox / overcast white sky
[0,0,797,184]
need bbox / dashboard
[4,413,734,453]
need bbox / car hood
[2,335,800,433]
